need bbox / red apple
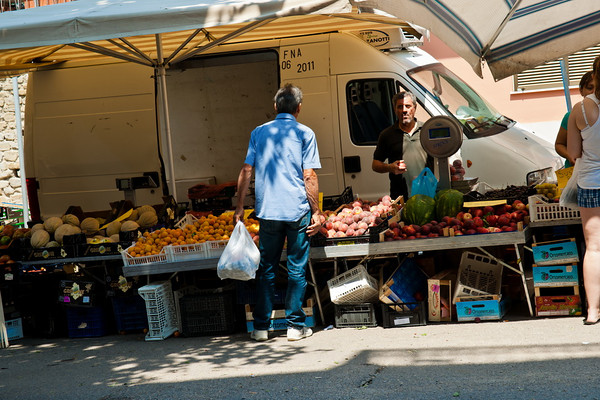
[485,214,498,227]
[470,208,483,218]
[512,200,526,211]
[483,206,494,215]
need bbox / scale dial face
[420,116,463,158]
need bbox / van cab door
[336,73,432,201]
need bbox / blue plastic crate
[65,306,107,338]
[380,257,428,310]
[111,296,148,333]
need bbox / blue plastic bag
[411,167,438,198]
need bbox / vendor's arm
[303,168,322,237]
[372,159,406,175]
[233,163,253,225]
[555,113,574,165]
[567,106,583,162]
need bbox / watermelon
[435,189,464,220]
[434,189,452,203]
[403,194,436,226]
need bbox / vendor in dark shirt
[372,91,433,200]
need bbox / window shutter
[514,44,600,92]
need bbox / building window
[514,44,600,92]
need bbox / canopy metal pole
[560,57,572,112]
[155,35,178,202]
[12,76,29,226]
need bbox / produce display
[466,184,536,203]
[126,212,260,258]
[535,182,559,201]
[318,195,399,238]
[382,194,529,240]
[450,159,466,181]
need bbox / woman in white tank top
[568,55,600,325]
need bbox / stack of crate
[532,239,581,317]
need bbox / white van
[24,29,561,217]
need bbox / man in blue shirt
[234,84,323,342]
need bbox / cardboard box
[246,298,315,332]
[79,242,126,257]
[455,296,509,322]
[535,295,582,316]
[427,270,455,322]
[532,239,579,266]
[532,264,579,287]
[58,280,95,306]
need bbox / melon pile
[29,204,159,248]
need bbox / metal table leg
[0,290,8,348]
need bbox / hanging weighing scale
[420,116,463,191]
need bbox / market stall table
[121,228,535,325]
[309,228,535,318]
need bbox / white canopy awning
[0,0,422,74]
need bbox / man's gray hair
[392,91,417,109]
[274,84,303,114]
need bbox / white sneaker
[287,327,313,341]
[250,329,268,342]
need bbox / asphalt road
[2,312,600,400]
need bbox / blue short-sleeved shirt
[244,113,321,221]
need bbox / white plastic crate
[175,213,199,229]
[327,264,379,304]
[121,244,171,267]
[205,240,228,258]
[452,251,503,304]
[528,195,580,222]
[167,242,209,261]
[139,281,178,341]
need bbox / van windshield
[407,63,514,138]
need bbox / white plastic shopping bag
[217,221,260,281]
[559,161,580,210]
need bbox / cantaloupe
[31,223,45,233]
[31,229,50,248]
[62,214,80,227]
[137,211,158,229]
[109,234,120,243]
[121,221,140,232]
[43,217,63,234]
[106,220,122,237]
[136,205,156,216]
[80,217,100,235]
[126,209,139,222]
[54,224,80,244]
[46,241,60,248]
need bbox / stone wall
[0,75,27,208]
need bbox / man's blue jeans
[253,212,311,330]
